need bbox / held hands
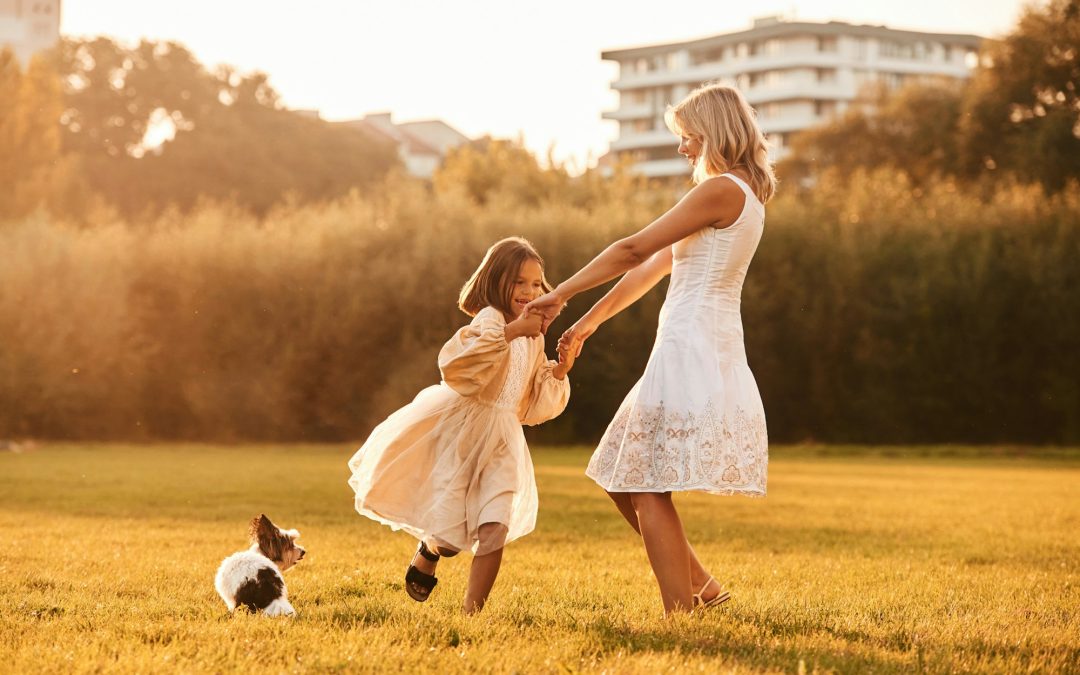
[524,290,568,334]
[553,339,577,380]
[505,310,544,341]
[557,317,598,359]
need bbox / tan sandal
[692,576,730,609]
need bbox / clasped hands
[515,291,595,363]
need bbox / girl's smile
[511,259,545,317]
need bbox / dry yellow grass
[1,443,1077,673]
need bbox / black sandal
[405,541,440,602]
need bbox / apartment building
[603,16,983,177]
[0,0,60,64]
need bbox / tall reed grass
[2,170,1077,443]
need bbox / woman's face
[677,135,702,169]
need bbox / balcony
[601,103,654,121]
[632,159,691,178]
[610,129,677,152]
[613,51,850,90]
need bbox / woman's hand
[524,289,567,333]
[558,316,599,358]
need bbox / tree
[778,80,965,187]
[959,0,1080,191]
[52,37,401,216]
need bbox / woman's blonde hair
[664,83,777,203]
[458,237,553,317]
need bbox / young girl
[347,236,575,614]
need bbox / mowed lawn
[1,444,1077,674]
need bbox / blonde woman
[525,84,775,615]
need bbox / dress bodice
[493,337,530,410]
[657,173,765,366]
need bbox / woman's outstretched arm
[525,177,743,325]
[557,247,673,357]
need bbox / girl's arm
[525,177,744,324]
[558,247,672,357]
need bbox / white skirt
[585,337,768,496]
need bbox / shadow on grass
[584,613,911,672]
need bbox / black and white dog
[214,514,305,616]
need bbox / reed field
[2,443,1077,673]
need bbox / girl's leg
[462,523,505,614]
[628,491,693,614]
[606,491,723,603]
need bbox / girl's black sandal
[405,541,440,602]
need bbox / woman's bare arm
[526,177,744,323]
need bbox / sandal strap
[417,540,440,563]
[405,566,438,590]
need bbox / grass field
[1,443,1078,673]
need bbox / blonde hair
[664,83,777,203]
[458,237,553,317]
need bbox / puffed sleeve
[522,359,570,426]
[438,308,509,397]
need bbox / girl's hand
[505,311,544,341]
[524,289,567,333]
[553,341,577,380]
[558,317,598,358]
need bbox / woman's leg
[606,491,723,603]
[627,491,694,614]
[462,523,505,614]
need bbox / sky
[60,0,1029,171]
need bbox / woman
[525,83,775,614]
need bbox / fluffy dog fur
[214,514,305,616]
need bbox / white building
[340,113,471,179]
[602,16,983,177]
[0,0,60,65]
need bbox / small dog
[215,514,305,616]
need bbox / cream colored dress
[586,173,768,496]
[347,307,570,555]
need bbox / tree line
[1,1,1077,444]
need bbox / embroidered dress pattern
[493,338,530,410]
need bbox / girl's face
[510,258,545,316]
[678,135,702,168]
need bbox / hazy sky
[61,0,1028,170]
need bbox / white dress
[586,173,768,496]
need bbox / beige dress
[347,307,570,555]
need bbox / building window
[818,36,838,53]
[627,118,656,133]
[691,46,725,66]
[814,100,837,117]
[767,132,787,149]
[816,68,837,84]
[854,38,868,61]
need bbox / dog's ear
[249,514,274,543]
[249,514,290,562]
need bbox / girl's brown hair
[458,237,553,317]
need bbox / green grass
[1,444,1078,673]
